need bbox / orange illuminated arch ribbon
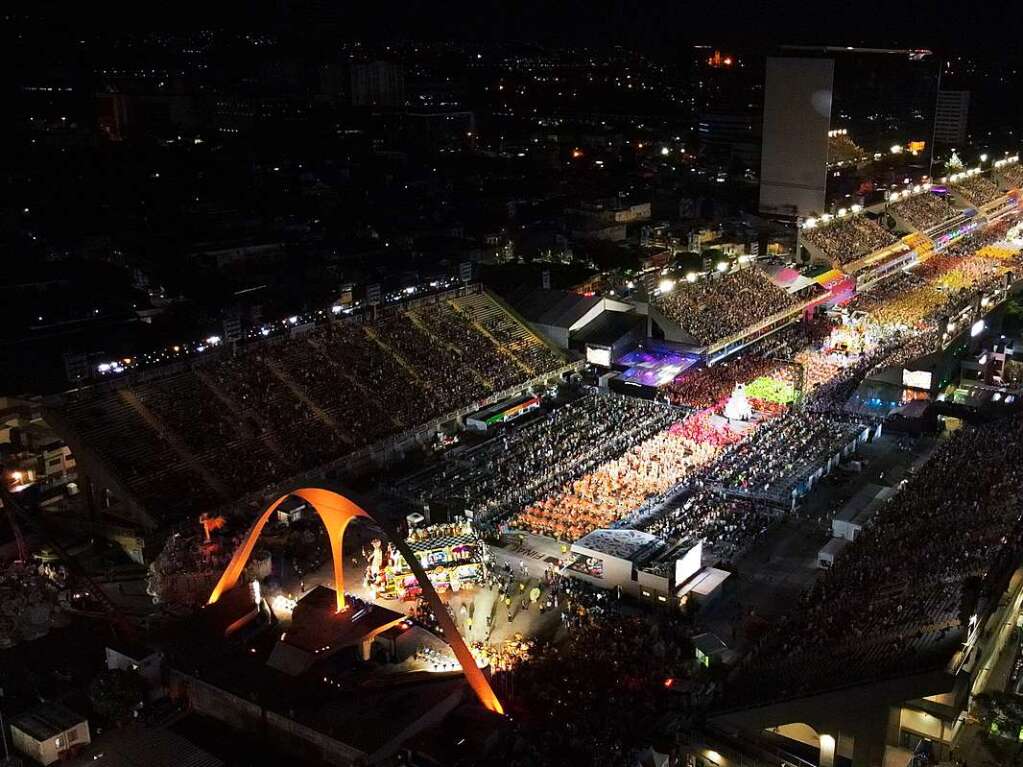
[207,487,503,715]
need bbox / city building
[933,90,970,146]
[351,61,405,108]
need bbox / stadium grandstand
[996,157,1023,189]
[886,187,959,233]
[45,287,573,530]
[714,412,1023,764]
[645,266,816,361]
[800,212,899,267]
[950,170,1003,209]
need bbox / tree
[88,669,145,725]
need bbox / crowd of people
[888,191,956,231]
[61,293,564,515]
[1000,163,1023,189]
[455,291,566,374]
[802,215,899,265]
[642,489,777,564]
[793,347,850,393]
[704,411,866,500]
[508,423,720,541]
[953,174,1003,207]
[727,412,1023,702]
[488,584,696,767]
[402,393,676,532]
[664,355,795,410]
[653,267,797,345]
[850,226,1019,333]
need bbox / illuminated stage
[616,348,699,387]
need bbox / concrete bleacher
[452,290,566,374]
[50,288,570,529]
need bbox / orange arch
[207,487,503,715]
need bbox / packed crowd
[61,293,565,518]
[802,215,899,265]
[508,423,720,541]
[727,413,1023,702]
[643,489,777,564]
[1000,163,1023,189]
[851,240,1013,332]
[488,585,696,767]
[793,347,849,393]
[704,411,866,500]
[653,268,798,345]
[453,292,566,374]
[412,304,526,392]
[664,356,796,410]
[953,174,1003,207]
[402,393,675,530]
[888,192,956,231]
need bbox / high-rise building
[96,91,130,141]
[933,90,970,146]
[351,61,405,108]
[759,57,834,218]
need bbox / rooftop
[572,528,663,562]
[574,310,644,346]
[509,288,602,329]
[11,702,86,741]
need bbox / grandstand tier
[48,288,570,528]
[648,267,813,357]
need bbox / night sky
[11,0,1023,57]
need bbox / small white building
[567,530,726,605]
[10,703,90,765]
[832,484,893,542]
[818,537,850,569]
[106,641,164,694]
[568,528,668,599]
[275,500,307,526]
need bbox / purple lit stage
[616,349,699,388]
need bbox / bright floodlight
[661,146,670,156]
[685,272,698,283]
[658,278,675,293]
[890,144,903,154]
[980,153,989,162]
[716,261,728,272]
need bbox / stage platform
[616,348,700,387]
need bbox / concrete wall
[171,670,460,766]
